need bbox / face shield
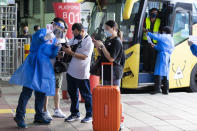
[53,22,65,39]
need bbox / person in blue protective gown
[188,40,197,57]
[146,26,174,95]
[9,18,66,128]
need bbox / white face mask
[104,30,112,37]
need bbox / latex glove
[44,32,55,41]
[151,43,155,48]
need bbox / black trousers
[66,73,92,117]
[154,75,169,93]
[16,87,46,121]
[142,40,157,72]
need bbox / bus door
[138,0,166,87]
[121,0,147,89]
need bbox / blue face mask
[150,13,157,18]
[104,30,112,37]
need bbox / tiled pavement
[1,80,197,131]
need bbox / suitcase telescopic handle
[101,62,113,86]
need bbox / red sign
[53,2,81,39]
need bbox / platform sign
[53,2,81,39]
[0,38,6,50]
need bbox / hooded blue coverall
[10,29,59,121]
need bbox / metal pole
[40,0,45,28]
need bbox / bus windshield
[88,0,141,43]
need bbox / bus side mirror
[123,0,138,20]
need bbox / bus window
[193,3,197,24]
[173,12,190,46]
[88,2,126,41]
[120,1,140,43]
[88,0,142,44]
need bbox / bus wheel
[190,64,197,92]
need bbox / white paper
[46,40,53,45]
[189,35,197,43]
[147,35,153,45]
[46,24,53,33]
[0,38,6,50]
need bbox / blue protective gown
[10,29,59,96]
[190,44,197,57]
[147,32,174,79]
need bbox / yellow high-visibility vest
[143,17,161,43]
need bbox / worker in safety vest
[142,8,161,72]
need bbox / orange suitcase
[92,63,121,131]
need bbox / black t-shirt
[101,37,125,81]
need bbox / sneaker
[14,117,27,128]
[53,109,66,118]
[120,122,124,130]
[34,118,51,125]
[43,111,53,120]
[81,116,92,123]
[120,116,124,130]
[64,115,81,122]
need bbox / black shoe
[162,91,169,95]
[81,116,92,123]
[34,118,51,125]
[64,114,81,122]
[150,90,161,95]
[14,117,27,128]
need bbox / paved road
[1,81,197,131]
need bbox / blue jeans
[67,73,92,117]
[16,87,46,121]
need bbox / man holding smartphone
[62,23,94,123]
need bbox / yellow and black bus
[86,0,197,91]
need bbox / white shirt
[67,34,94,79]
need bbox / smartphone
[59,51,64,56]
[61,43,69,48]
[92,37,97,43]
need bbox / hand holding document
[147,35,153,45]
[46,24,53,33]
